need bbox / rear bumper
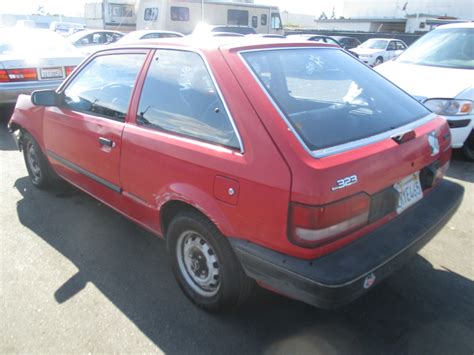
[0,81,63,105]
[230,179,463,309]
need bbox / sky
[1,0,344,18]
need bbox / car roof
[436,22,474,29]
[105,36,338,53]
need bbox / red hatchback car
[9,38,463,311]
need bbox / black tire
[167,210,254,312]
[462,131,474,162]
[374,56,384,66]
[22,132,58,189]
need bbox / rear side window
[137,50,240,149]
[63,54,146,121]
[261,14,267,26]
[228,10,249,26]
[144,8,159,21]
[170,6,189,21]
[252,16,258,28]
[242,48,429,152]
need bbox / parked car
[68,30,124,55]
[288,34,359,57]
[376,23,474,161]
[193,24,257,36]
[9,37,463,312]
[0,29,84,106]
[330,35,361,50]
[352,38,407,66]
[116,30,184,44]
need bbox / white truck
[136,0,283,35]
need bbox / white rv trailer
[85,0,137,31]
[136,0,283,35]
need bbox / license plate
[40,67,64,80]
[394,172,423,214]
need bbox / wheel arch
[159,193,235,239]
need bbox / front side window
[397,28,474,69]
[137,50,240,149]
[63,54,146,121]
[261,14,267,26]
[228,10,249,26]
[271,13,282,30]
[387,41,397,50]
[144,7,159,21]
[170,6,190,21]
[242,48,429,152]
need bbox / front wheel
[167,211,254,312]
[22,132,57,189]
[374,56,384,66]
[462,131,474,162]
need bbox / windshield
[0,30,77,55]
[242,48,429,152]
[360,39,388,49]
[397,27,474,69]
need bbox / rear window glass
[242,48,429,151]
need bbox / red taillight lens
[65,66,76,77]
[288,193,370,248]
[0,68,37,82]
[0,69,9,82]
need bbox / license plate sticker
[40,67,64,80]
[394,172,423,214]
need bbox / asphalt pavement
[1,116,473,354]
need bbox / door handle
[99,137,115,148]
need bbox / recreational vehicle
[85,0,137,31]
[136,0,283,35]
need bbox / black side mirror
[31,90,59,107]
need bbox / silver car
[0,29,85,105]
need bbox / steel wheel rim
[176,231,220,297]
[26,143,42,183]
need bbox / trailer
[85,0,137,31]
[136,0,283,35]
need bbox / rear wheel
[167,210,254,312]
[462,131,474,162]
[22,132,57,189]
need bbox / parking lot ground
[1,118,473,354]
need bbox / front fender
[8,94,46,148]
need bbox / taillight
[65,66,76,77]
[0,69,9,82]
[0,68,37,82]
[288,193,370,248]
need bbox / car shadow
[447,150,474,183]
[0,108,17,151]
[14,177,474,354]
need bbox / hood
[351,48,382,56]
[375,60,474,99]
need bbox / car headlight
[423,99,472,116]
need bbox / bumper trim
[230,179,464,309]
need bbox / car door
[395,41,407,58]
[386,41,397,61]
[43,50,148,195]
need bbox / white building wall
[343,0,474,20]
[281,12,316,28]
